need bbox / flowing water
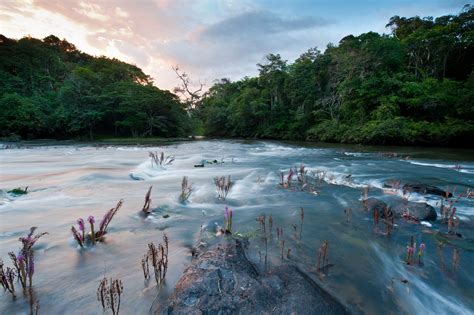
[0,140,473,314]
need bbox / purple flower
[77,218,85,231]
[420,243,426,250]
[17,253,25,262]
[88,216,95,224]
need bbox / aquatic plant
[180,176,193,202]
[417,243,426,264]
[141,234,169,286]
[1,227,48,299]
[297,164,308,186]
[0,259,16,298]
[256,214,266,234]
[8,186,28,195]
[224,206,233,233]
[279,168,295,188]
[142,186,152,214]
[317,240,329,272]
[71,200,123,247]
[256,213,268,268]
[287,248,291,259]
[406,236,415,265]
[149,151,174,168]
[97,277,123,315]
[214,175,233,200]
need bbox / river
[0,140,473,314]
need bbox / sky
[0,0,468,91]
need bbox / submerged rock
[402,183,452,198]
[160,237,349,315]
[392,202,437,221]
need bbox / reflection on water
[0,140,473,314]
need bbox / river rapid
[0,140,473,314]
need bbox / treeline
[0,35,190,140]
[197,6,474,146]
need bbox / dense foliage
[0,35,190,140]
[198,6,474,146]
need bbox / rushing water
[0,140,473,314]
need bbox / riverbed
[0,140,473,314]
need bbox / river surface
[0,140,473,314]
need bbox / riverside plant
[256,214,268,269]
[97,277,123,315]
[149,151,174,168]
[224,206,233,233]
[141,234,169,286]
[1,227,48,298]
[71,200,123,247]
[297,164,308,187]
[406,236,416,265]
[279,168,295,188]
[417,243,426,264]
[214,175,233,200]
[142,186,152,214]
[317,240,329,272]
[180,176,193,202]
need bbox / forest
[0,34,190,140]
[198,6,474,146]
[1,6,473,146]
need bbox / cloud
[0,0,465,91]
[200,10,330,41]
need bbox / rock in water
[392,201,437,221]
[160,237,349,315]
[402,183,452,197]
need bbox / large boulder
[392,201,437,221]
[160,237,350,315]
[402,183,452,198]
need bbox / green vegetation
[0,35,190,140]
[1,6,473,146]
[7,186,28,195]
[197,6,474,146]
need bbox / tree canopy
[0,34,190,140]
[197,6,474,146]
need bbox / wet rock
[402,183,452,198]
[160,237,349,315]
[392,202,437,221]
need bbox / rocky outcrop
[392,201,437,221]
[402,183,452,198]
[160,237,350,315]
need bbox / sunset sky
[0,0,466,91]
